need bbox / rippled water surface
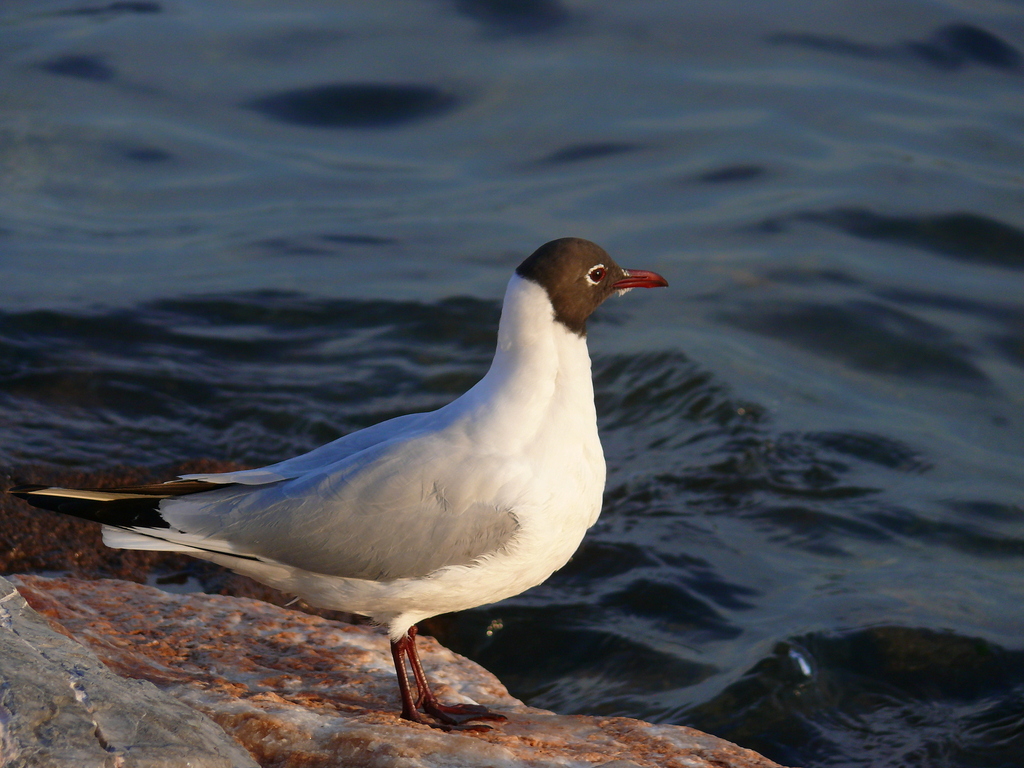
[3,2,1024,765]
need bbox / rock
[0,575,259,768]
[7,575,790,768]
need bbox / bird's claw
[422,700,508,726]
[401,704,503,731]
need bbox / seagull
[9,238,667,729]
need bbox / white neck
[450,275,597,452]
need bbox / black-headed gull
[10,238,667,729]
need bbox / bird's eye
[586,266,607,285]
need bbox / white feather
[104,275,606,638]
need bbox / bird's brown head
[516,238,668,335]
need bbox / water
[2,1,1023,765]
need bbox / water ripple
[248,84,461,129]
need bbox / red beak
[612,269,669,290]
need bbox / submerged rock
[6,574,788,768]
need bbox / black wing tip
[8,484,51,496]
[6,484,172,529]
[7,479,234,497]
[7,478,243,529]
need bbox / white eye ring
[586,265,607,285]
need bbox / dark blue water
[2,2,1024,765]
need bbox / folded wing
[11,416,523,582]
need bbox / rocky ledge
[2,574,789,768]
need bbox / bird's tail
[7,480,227,529]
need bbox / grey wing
[159,436,523,581]
[179,411,435,486]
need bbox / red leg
[390,633,440,728]
[405,625,507,727]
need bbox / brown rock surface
[0,574,259,768]
[10,575,790,768]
